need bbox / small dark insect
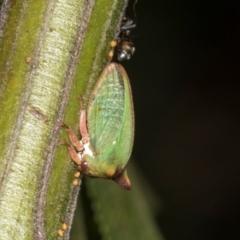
[117,17,136,61]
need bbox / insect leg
[77,96,90,144]
[59,122,83,152]
[68,146,81,166]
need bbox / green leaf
[71,162,165,240]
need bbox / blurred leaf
[71,162,165,240]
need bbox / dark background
[122,1,240,239]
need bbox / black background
[122,1,240,239]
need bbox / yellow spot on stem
[110,40,117,47]
[58,229,64,237]
[73,179,79,186]
[25,56,32,63]
[108,50,114,58]
[62,223,68,230]
[74,171,81,178]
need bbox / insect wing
[87,64,125,155]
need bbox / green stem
[0,0,128,239]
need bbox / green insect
[65,63,134,190]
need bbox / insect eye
[81,161,88,171]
